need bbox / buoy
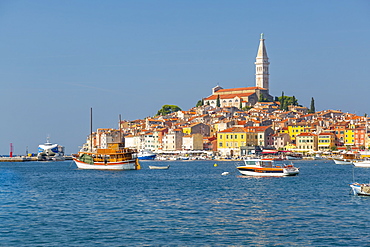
[214,164,218,167]
[221,172,229,176]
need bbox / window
[226,135,229,139]
[235,135,237,139]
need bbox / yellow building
[344,129,355,146]
[217,127,258,157]
[318,133,336,151]
[287,124,312,142]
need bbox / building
[296,133,318,152]
[317,132,336,151]
[204,34,273,108]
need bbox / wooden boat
[349,182,370,196]
[73,109,141,170]
[149,165,170,170]
[236,158,299,177]
[73,145,140,170]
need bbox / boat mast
[119,114,122,144]
[90,107,93,152]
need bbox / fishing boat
[149,165,170,170]
[349,182,370,196]
[236,158,299,177]
[353,160,370,167]
[73,109,141,170]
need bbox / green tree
[258,94,269,102]
[279,91,285,110]
[278,94,300,111]
[196,99,203,107]
[216,95,220,107]
[156,105,182,116]
[309,97,315,113]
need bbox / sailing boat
[73,109,141,170]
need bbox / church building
[204,34,273,108]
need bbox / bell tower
[255,33,270,93]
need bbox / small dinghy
[149,165,170,170]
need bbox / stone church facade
[204,34,273,108]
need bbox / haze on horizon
[0,0,369,155]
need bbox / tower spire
[255,33,270,93]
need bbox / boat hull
[73,158,138,170]
[138,155,156,160]
[237,166,299,176]
[353,161,370,167]
[350,183,370,196]
[149,165,170,170]
[333,158,353,165]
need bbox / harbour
[1,159,370,246]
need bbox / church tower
[255,33,270,93]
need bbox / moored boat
[236,158,299,177]
[73,109,141,170]
[353,160,370,167]
[73,145,140,170]
[349,182,370,196]
[149,165,170,170]
[138,150,157,160]
[332,158,354,165]
[37,138,65,161]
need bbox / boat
[353,160,370,167]
[149,165,170,170]
[73,145,141,170]
[285,153,303,160]
[37,137,65,161]
[333,152,359,165]
[138,150,157,160]
[236,158,299,176]
[73,109,141,170]
[332,158,354,165]
[349,182,370,196]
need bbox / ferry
[38,138,65,161]
[236,158,299,177]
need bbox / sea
[1,159,370,246]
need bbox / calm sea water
[1,159,370,246]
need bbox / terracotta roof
[205,92,255,101]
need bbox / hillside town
[82,103,369,160]
[82,34,369,160]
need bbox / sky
[0,0,369,155]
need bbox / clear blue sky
[0,0,369,155]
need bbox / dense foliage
[156,105,182,116]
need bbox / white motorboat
[353,160,370,167]
[236,158,299,177]
[332,158,354,165]
[349,182,370,196]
